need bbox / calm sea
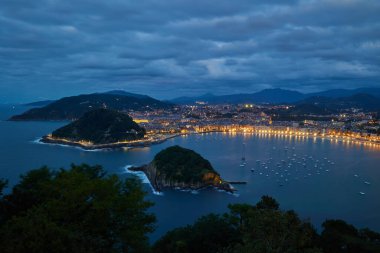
[1,104,380,241]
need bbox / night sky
[1,0,379,103]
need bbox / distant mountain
[102,90,151,99]
[170,93,216,104]
[298,93,380,112]
[171,89,306,104]
[309,87,380,98]
[50,109,145,144]
[170,87,380,106]
[23,90,152,108]
[246,89,306,103]
[24,100,55,107]
[10,93,173,121]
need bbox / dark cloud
[0,0,379,102]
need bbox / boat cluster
[241,145,371,195]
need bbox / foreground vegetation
[1,164,379,253]
[0,164,155,253]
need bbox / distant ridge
[10,92,173,121]
[310,87,380,98]
[24,100,55,107]
[23,90,150,107]
[171,88,306,104]
[102,90,151,99]
[298,93,380,112]
[170,87,380,105]
[170,93,216,104]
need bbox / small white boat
[364,181,371,185]
[359,192,365,195]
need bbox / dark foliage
[154,196,380,253]
[153,145,218,183]
[321,219,380,253]
[1,166,379,253]
[255,195,280,210]
[52,108,146,144]
[0,164,156,253]
[154,214,240,253]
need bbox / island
[129,145,235,193]
[41,108,157,148]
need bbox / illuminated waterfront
[42,125,380,150]
[1,105,380,241]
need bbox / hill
[309,87,380,98]
[130,145,234,193]
[171,89,306,104]
[24,100,55,107]
[170,87,380,105]
[10,93,173,121]
[102,90,152,99]
[298,93,380,112]
[49,109,146,144]
[170,93,217,104]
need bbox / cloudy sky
[0,0,379,102]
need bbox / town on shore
[44,104,380,150]
[9,90,380,149]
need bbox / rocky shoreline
[129,163,236,194]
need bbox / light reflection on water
[0,105,379,242]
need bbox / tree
[154,197,322,253]
[228,206,321,253]
[0,164,156,253]
[321,219,380,253]
[154,213,240,253]
[0,179,6,196]
[0,179,7,225]
[255,195,279,210]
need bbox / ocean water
[1,104,380,241]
